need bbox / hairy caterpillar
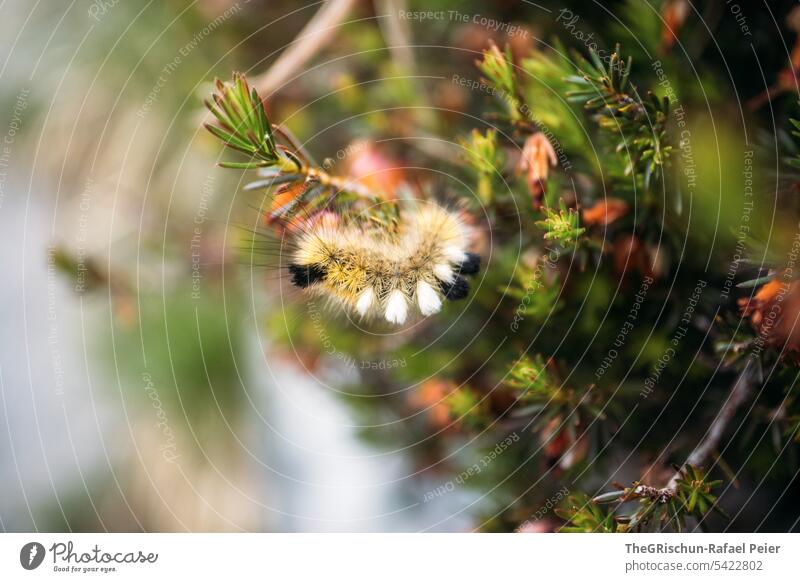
[201,75,483,326]
[287,204,481,325]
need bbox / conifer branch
[204,73,378,221]
[566,46,672,190]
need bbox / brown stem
[252,0,358,97]
[747,84,787,112]
[665,361,755,490]
[303,165,374,199]
[375,0,415,74]
[269,124,376,200]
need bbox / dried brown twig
[253,0,359,97]
[665,362,755,491]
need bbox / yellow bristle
[291,204,477,324]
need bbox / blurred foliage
[20,0,800,532]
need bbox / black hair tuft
[288,263,327,288]
[439,276,470,301]
[457,252,481,276]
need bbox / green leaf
[218,160,269,170]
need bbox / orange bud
[517,132,557,202]
[266,181,307,222]
[737,274,800,358]
[346,141,403,199]
[660,0,689,52]
[540,416,587,470]
[413,379,457,429]
[613,234,645,276]
[582,198,629,226]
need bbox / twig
[303,165,375,199]
[665,361,755,490]
[747,83,786,112]
[375,0,415,74]
[272,124,316,166]
[252,0,358,97]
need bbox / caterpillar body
[287,204,480,325]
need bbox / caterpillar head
[287,205,481,325]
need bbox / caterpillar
[287,204,481,325]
